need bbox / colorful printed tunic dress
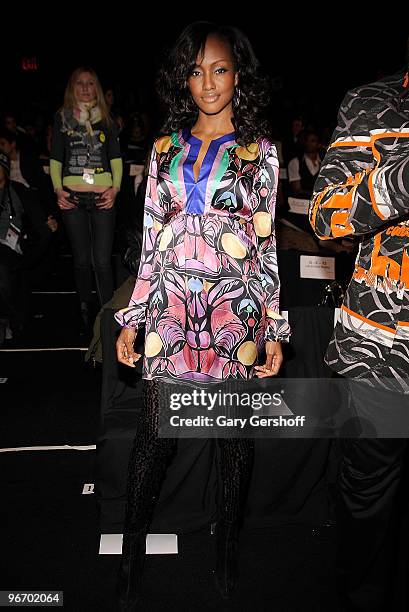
[115,128,291,383]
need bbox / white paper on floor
[146,534,178,554]
[99,533,178,555]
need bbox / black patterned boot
[214,518,240,600]
[213,438,255,600]
[115,380,177,610]
[116,528,147,611]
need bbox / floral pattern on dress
[115,128,291,382]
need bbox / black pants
[123,379,255,533]
[61,190,116,307]
[336,379,408,611]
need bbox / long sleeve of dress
[253,139,291,343]
[114,144,164,329]
[309,89,409,239]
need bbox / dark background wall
[3,17,408,134]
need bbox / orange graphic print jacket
[309,70,409,392]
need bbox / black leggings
[61,190,116,307]
[123,379,255,533]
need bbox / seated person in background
[282,115,305,166]
[122,111,150,164]
[37,123,54,181]
[288,128,323,199]
[38,123,53,162]
[276,128,323,243]
[104,87,124,133]
[0,152,24,343]
[278,126,356,256]
[0,127,57,220]
[1,112,32,152]
[114,146,150,285]
[22,111,46,156]
[0,153,57,343]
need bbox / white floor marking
[99,534,178,555]
[0,444,96,453]
[0,347,88,352]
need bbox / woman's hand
[254,341,283,377]
[55,188,75,210]
[46,215,58,232]
[97,187,118,209]
[116,327,141,368]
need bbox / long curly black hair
[156,21,271,147]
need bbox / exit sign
[21,56,39,71]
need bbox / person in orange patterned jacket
[310,73,409,392]
[309,45,409,612]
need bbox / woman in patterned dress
[114,21,291,608]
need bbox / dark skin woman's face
[187,35,238,116]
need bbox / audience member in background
[319,124,333,153]
[117,146,149,264]
[0,127,56,218]
[0,129,58,274]
[104,87,124,133]
[0,152,24,344]
[287,128,323,199]
[21,110,46,155]
[0,152,57,344]
[1,112,31,152]
[122,111,150,164]
[277,127,355,256]
[3,112,24,134]
[38,123,54,169]
[282,114,305,165]
[50,66,123,333]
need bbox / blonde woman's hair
[61,66,112,126]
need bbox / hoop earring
[183,96,193,113]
